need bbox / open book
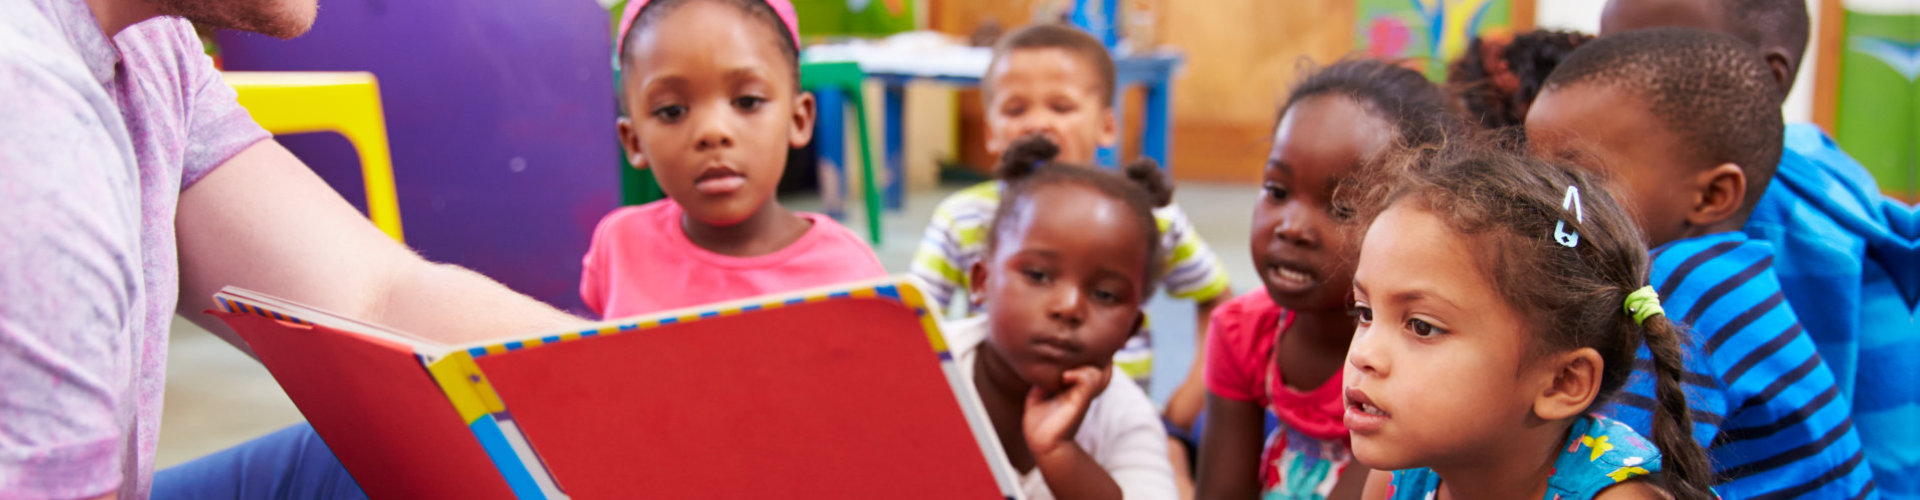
[212,277,1023,499]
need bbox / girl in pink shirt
[1193,60,1461,499]
[581,0,885,318]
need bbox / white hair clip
[1554,185,1584,248]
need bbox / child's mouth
[1344,387,1390,433]
[695,167,747,195]
[1264,262,1318,291]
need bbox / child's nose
[1045,286,1086,326]
[1272,205,1321,247]
[692,112,735,150]
[1347,326,1386,376]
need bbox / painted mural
[1357,0,1514,77]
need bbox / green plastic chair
[800,61,884,245]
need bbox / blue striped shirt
[1602,232,1878,499]
[1746,124,1920,497]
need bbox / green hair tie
[1624,286,1665,325]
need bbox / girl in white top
[948,136,1176,500]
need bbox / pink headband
[617,0,801,58]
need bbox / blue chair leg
[883,82,906,211]
[1144,76,1173,172]
[813,87,848,219]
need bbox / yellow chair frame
[222,71,404,242]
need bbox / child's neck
[973,345,1038,472]
[1429,418,1575,500]
[680,201,811,257]
[1275,306,1355,391]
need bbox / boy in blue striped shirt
[1526,28,1877,499]
[1600,1,1920,495]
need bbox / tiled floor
[156,180,1263,468]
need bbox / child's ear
[967,261,990,309]
[1686,163,1746,228]
[789,91,817,150]
[1761,48,1796,96]
[1098,103,1119,148]
[1533,347,1604,421]
[617,116,648,170]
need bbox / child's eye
[1021,268,1049,284]
[1049,101,1076,114]
[1264,183,1289,202]
[1000,103,1027,117]
[1407,318,1443,337]
[650,104,686,121]
[1090,288,1121,304]
[732,95,766,111]
[1349,305,1373,325]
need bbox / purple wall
[219,0,618,313]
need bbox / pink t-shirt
[1,0,269,497]
[1203,291,1352,495]
[579,200,888,318]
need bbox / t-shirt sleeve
[908,192,982,318]
[580,212,615,318]
[1082,376,1177,500]
[0,15,135,496]
[1154,204,1231,304]
[1204,297,1262,403]
[171,18,268,189]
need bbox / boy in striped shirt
[1600,1,1920,494]
[907,23,1232,478]
[1527,28,1876,499]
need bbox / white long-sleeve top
[945,316,1177,500]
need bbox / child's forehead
[986,47,1109,93]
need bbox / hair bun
[1123,158,1174,207]
[994,135,1062,181]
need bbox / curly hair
[1447,30,1595,130]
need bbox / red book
[214,278,1021,499]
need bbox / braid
[1640,315,1716,500]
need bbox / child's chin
[683,204,760,227]
[1348,437,1412,471]
[1018,365,1068,394]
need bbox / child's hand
[1023,365,1111,458]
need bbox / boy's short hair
[1544,27,1784,214]
[985,24,1117,105]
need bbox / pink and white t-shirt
[0,0,270,497]
[1204,291,1354,498]
[580,200,888,319]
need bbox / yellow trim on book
[893,281,950,354]
[427,351,507,423]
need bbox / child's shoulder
[1209,291,1291,345]
[792,210,873,249]
[1649,232,1778,279]
[1549,415,1662,498]
[930,181,1007,218]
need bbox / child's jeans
[152,422,367,499]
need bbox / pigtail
[994,135,1061,181]
[1638,315,1715,500]
[1122,158,1174,208]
